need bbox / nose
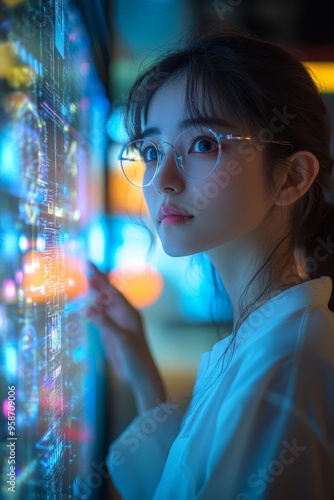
[151,143,184,193]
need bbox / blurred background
[0,0,333,498]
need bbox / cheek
[202,159,271,231]
[143,188,158,221]
[232,166,271,230]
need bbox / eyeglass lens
[120,127,220,187]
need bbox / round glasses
[119,127,292,188]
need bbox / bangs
[183,63,264,135]
[124,51,271,143]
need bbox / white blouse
[107,276,334,499]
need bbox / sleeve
[197,357,334,500]
[107,400,183,500]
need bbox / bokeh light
[108,265,163,308]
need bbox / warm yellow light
[0,43,16,76]
[22,250,88,302]
[1,0,25,5]
[108,168,148,215]
[304,62,334,93]
[0,42,37,88]
[64,256,89,300]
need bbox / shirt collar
[236,276,333,342]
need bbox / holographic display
[0,1,108,498]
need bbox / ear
[274,150,320,207]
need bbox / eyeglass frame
[119,127,293,188]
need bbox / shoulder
[235,287,334,366]
[217,301,334,409]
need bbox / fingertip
[88,260,97,269]
[87,261,97,277]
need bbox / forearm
[132,364,167,414]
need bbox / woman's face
[143,76,276,257]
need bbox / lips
[157,204,194,223]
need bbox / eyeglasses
[119,127,292,188]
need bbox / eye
[140,144,158,163]
[190,136,218,153]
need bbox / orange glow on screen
[22,250,88,303]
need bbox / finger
[88,261,105,278]
[87,264,139,322]
[85,304,125,336]
[87,262,109,286]
[88,262,122,294]
[89,314,126,376]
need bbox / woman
[88,25,334,499]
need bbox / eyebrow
[141,117,236,139]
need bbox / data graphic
[0,1,109,497]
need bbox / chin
[164,248,192,258]
[160,241,207,258]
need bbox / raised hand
[86,263,166,413]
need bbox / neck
[206,224,305,332]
